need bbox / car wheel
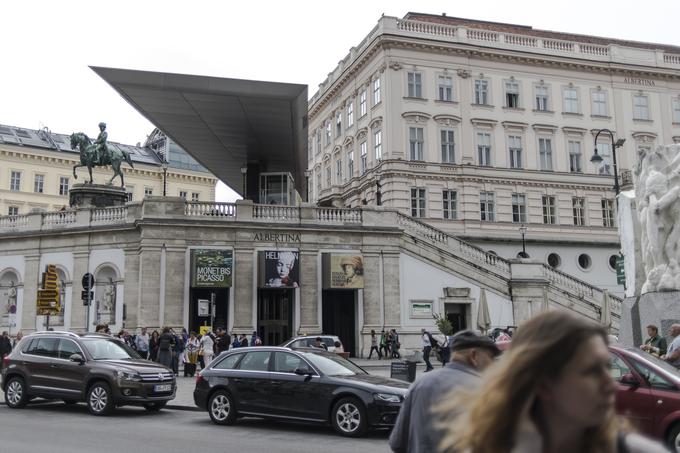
[63,399,78,405]
[331,397,367,437]
[5,377,29,408]
[208,390,237,425]
[667,423,680,452]
[144,402,167,412]
[87,382,114,416]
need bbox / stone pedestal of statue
[69,183,127,208]
[619,291,680,347]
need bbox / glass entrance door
[257,288,293,346]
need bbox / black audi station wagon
[194,346,409,437]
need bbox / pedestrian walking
[149,330,160,362]
[0,331,12,369]
[135,327,150,359]
[250,331,261,346]
[214,328,231,355]
[11,331,22,348]
[368,329,382,359]
[200,331,215,368]
[172,329,184,376]
[661,323,680,368]
[439,310,667,453]
[239,334,248,347]
[390,329,401,359]
[421,329,434,372]
[157,327,175,370]
[379,329,390,359]
[183,331,199,377]
[389,330,499,453]
[641,324,667,357]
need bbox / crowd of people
[367,328,402,359]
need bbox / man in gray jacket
[389,330,500,453]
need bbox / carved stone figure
[635,144,680,292]
[6,281,17,315]
[70,123,135,187]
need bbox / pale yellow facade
[0,141,217,215]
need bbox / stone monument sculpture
[71,122,135,187]
[634,144,680,292]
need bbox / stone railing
[543,265,594,298]
[504,34,537,47]
[665,54,680,65]
[0,215,29,230]
[316,207,362,223]
[42,211,76,226]
[467,29,499,42]
[185,202,236,218]
[396,19,457,37]
[253,205,299,222]
[91,206,128,223]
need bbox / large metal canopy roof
[91,66,308,196]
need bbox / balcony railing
[185,202,236,218]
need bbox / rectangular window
[410,188,426,217]
[505,81,519,108]
[602,199,615,227]
[347,102,354,128]
[192,192,199,201]
[539,138,553,171]
[126,187,134,202]
[568,140,582,172]
[360,141,367,175]
[474,79,489,105]
[179,190,187,199]
[409,127,424,160]
[508,135,522,168]
[10,171,21,191]
[573,197,586,226]
[673,98,680,123]
[535,85,549,111]
[8,206,19,216]
[325,122,331,145]
[59,176,69,196]
[336,158,343,182]
[512,193,527,223]
[633,95,650,120]
[336,112,342,136]
[374,130,382,161]
[407,72,422,98]
[34,174,44,193]
[564,88,579,113]
[437,75,453,101]
[442,190,457,220]
[441,130,455,163]
[592,91,607,116]
[373,78,381,105]
[359,90,367,117]
[477,132,491,166]
[348,151,354,177]
[144,187,153,196]
[480,191,495,221]
[597,143,612,175]
[542,195,556,225]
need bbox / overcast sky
[1,0,678,201]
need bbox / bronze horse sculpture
[70,132,134,187]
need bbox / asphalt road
[0,401,391,453]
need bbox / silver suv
[2,331,175,415]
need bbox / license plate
[154,384,172,392]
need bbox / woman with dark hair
[438,310,666,453]
[157,327,175,371]
[149,330,160,362]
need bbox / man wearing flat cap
[389,330,500,453]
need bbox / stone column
[137,246,162,329]
[382,251,401,328]
[70,251,90,332]
[232,248,254,332]
[123,248,141,330]
[361,252,382,330]
[21,254,40,333]
[509,259,550,325]
[163,246,186,328]
[299,249,320,333]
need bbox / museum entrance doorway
[257,288,293,346]
[322,290,356,357]
[445,303,468,334]
[189,287,229,334]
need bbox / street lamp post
[304,170,311,202]
[590,129,626,196]
[161,160,168,197]
[240,164,248,200]
[518,224,529,258]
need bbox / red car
[609,344,680,451]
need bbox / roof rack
[30,330,79,338]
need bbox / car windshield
[81,338,140,360]
[625,348,680,376]
[299,351,366,376]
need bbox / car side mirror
[620,373,640,387]
[294,367,313,376]
[69,353,85,364]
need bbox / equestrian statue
[70,122,134,187]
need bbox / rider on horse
[94,122,110,164]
